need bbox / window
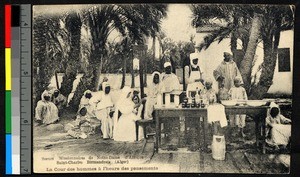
[278,48,291,72]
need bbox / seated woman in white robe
[113,86,141,142]
[35,90,59,125]
[79,90,95,118]
[266,102,291,148]
[145,71,161,119]
[94,82,114,139]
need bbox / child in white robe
[228,77,248,138]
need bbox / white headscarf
[41,90,50,102]
[83,90,92,96]
[96,83,113,110]
[190,52,199,68]
[102,82,110,93]
[164,62,171,68]
[268,102,281,117]
[117,86,134,114]
[152,71,161,84]
[205,78,213,85]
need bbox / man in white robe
[161,62,180,93]
[94,82,114,139]
[145,71,161,119]
[35,90,59,125]
[213,52,243,90]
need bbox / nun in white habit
[113,86,141,142]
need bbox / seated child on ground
[65,107,95,139]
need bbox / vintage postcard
[32,3,294,173]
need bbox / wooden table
[153,105,269,154]
[153,107,208,153]
[225,106,269,154]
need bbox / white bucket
[211,135,226,160]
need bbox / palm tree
[190,4,294,99]
[239,12,262,91]
[60,12,82,97]
[83,4,167,90]
[69,4,167,109]
[249,5,294,99]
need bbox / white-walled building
[195,26,293,95]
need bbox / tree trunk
[152,36,156,59]
[94,54,103,91]
[121,54,127,89]
[239,13,261,93]
[131,51,135,88]
[60,13,82,96]
[89,46,103,91]
[230,34,237,57]
[249,30,280,99]
[231,15,238,57]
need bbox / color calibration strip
[12,5,21,174]
[5,4,12,175]
[6,4,23,174]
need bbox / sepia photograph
[32,3,294,173]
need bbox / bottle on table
[195,87,201,108]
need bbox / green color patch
[5,91,11,133]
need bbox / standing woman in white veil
[113,86,141,142]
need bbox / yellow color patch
[5,48,11,90]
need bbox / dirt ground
[33,108,291,174]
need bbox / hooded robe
[35,90,59,125]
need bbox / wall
[194,30,294,95]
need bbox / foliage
[60,12,82,97]
[190,4,294,99]
[249,5,294,99]
[77,4,167,90]
[32,14,69,110]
